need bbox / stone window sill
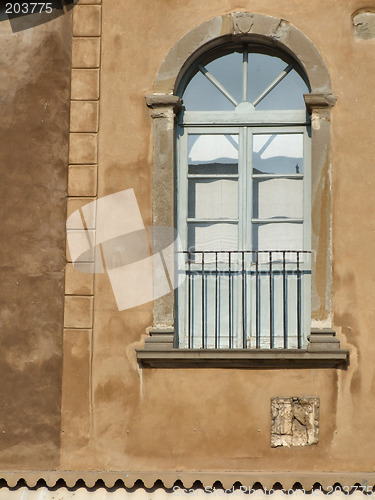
[136,329,349,369]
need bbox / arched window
[138,13,348,367]
[176,44,311,349]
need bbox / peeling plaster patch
[353,11,375,39]
[271,19,290,40]
[312,111,321,130]
[271,397,319,447]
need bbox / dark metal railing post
[255,251,259,349]
[201,252,205,349]
[269,251,273,349]
[215,251,218,349]
[242,251,245,349]
[297,251,301,349]
[188,251,191,349]
[283,251,287,349]
[228,251,232,349]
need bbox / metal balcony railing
[178,250,312,350]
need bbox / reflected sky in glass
[253,134,304,174]
[188,134,239,164]
[182,50,309,111]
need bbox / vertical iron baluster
[201,252,205,349]
[256,251,259,349]
[242,251,245,348]
[269,251,273,349]
[297,251,301,349]
[283,251,287,349]
[229,251,232,349]
[215,251,218,349]
[188,251,191,349]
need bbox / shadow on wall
[0,0,75,32]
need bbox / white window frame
[177,109,312,349]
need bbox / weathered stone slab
[271,397,319,447]
[353,11,375,40]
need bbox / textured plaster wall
[0,13,72,467]
[59,0,375,475]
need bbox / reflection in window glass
[182,48,309,111]
[247,53,286,104]
[255,69,309,110]
[183,70,235,111]
[253,134,303,174]
[205,52,243,105]
[188,134,239,166]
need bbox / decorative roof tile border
[0,471,374,490]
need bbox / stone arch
[154,12,332,96]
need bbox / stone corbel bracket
[304,93,337,114]
[146,94,182,119]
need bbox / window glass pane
[247,53,308,110]
[253,134,303,174]
[183,71,234,111]
[247,53,286,104]
[253,178,303,219]
[188,179,238,219]
[252,222,303,251]
[205,52,243,105]
[189,134,239,163]
[188,223,238,252]
[183,52,242,111]
[189,163,238,175]
[182,50,308,112]
[256,69,309,110]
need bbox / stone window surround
[136,12,349,368]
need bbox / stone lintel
[304,93,337,113]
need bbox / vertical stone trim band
[304,93,337,324]
[146,95,182,331]
[62,0,102,460]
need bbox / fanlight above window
[181,45,310,111]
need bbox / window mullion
[239,127,247,251]
[178,126,188,251]
[247,128,253,252]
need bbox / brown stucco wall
[1,0,374,484]
[0,12,72,468]
[57,0,375,478]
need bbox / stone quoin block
[72,38,101,68]
[73,5,101,37]
[68,165,98,197]
[64,296,94,329]
[69,133,98,164]
[65,263,94,296]
[71,69,100,100]
[70,101,99,133]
